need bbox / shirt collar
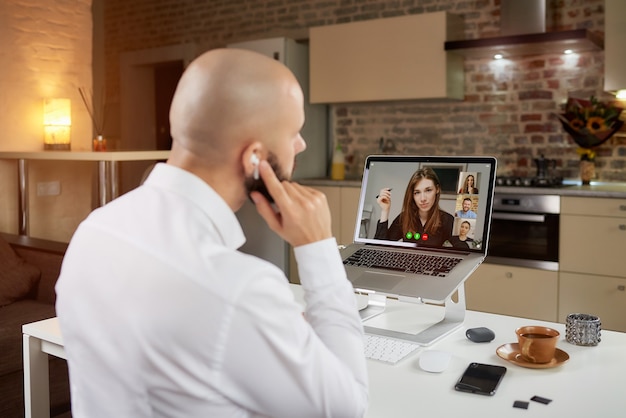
[144,163,246,250]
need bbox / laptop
[340,155,497,304]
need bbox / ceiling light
[493,54,504,60]
[564,49,573,54]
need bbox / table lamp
[43,98,71,150]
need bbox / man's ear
[242,142,264,179]
[250,153,259,179]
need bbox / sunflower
[570,119,585,130]
[586,116,606,133]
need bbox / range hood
[605,0,626,98]
[446,0,624,99]
[444,29,603,60]
[445,0,603,59]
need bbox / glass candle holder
[565,313,601,346]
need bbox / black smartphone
[454,363,507,396]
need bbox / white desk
[0,151,170,235]
[360,300,626,418]
[22,318,66,418]
[23,286,626,418]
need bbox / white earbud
[250,154,260,180]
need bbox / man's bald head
[169,48,302,164]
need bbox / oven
[487,193,560,271]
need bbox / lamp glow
[616,90,626,100]
[43,98,71,150]
[493,53,504,60]
[564,49,573,55]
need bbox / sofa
[0,232,71,418]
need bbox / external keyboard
[364,334,420,364]
[344,248,462,277]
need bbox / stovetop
[496,176,564,188]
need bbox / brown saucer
[496,343,569,369]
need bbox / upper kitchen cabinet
[604,0,626,95]
[309,12,464,104]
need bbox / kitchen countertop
[299,178,626,199]
[496,182,626,198]
[299,178,362,188]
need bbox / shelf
[445,29,603,59]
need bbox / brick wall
[103,0,626,181]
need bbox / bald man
[56,49,368,417]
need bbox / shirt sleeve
[218,238,368,418]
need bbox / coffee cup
[515,326,560,364]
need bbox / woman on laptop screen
[374,167,453,247]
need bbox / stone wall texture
[103,0,626,181]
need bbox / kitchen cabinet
[339,187,361,245]
[465,263,558,322]
[560,196,626,276]
[558,272,626,332]
[309,12,464,103]
[559,196,626,332]
[605,0,626,92]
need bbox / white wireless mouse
[419,350,452,373]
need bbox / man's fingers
[250,191,282,231]
[257,160,286,204]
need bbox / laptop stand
[359,286,466,346]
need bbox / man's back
[56,164,368,417]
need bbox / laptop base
[361,286,466,346]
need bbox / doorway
[119,44,195,193]
[154,61,184,151]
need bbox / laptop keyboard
[364,334,420,364]
[343,248,462,277]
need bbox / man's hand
[250,160,333,247]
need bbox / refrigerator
[227,37,329,277]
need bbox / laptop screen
[353,155,497,255]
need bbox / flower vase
[580,159,595,185]
[93,135,107,152]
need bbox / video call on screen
[356,160,493,253]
